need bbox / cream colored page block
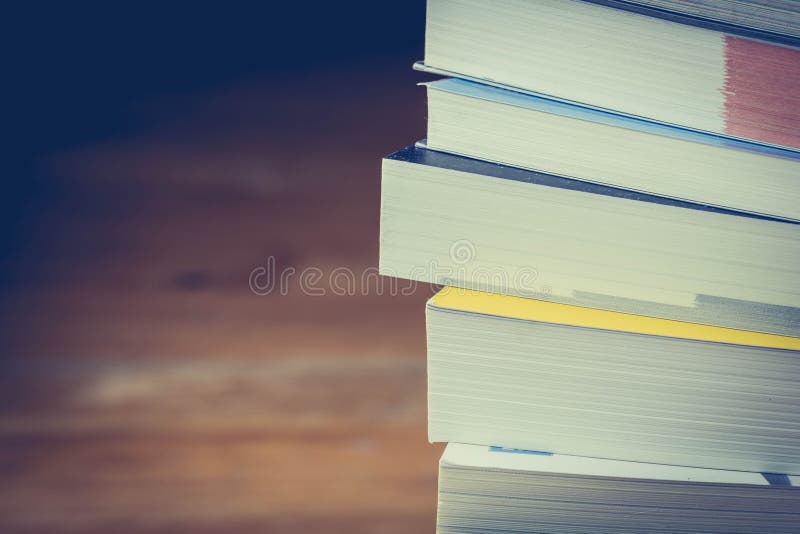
[426,0,727,132]
[426,88,799,220]
[380,158,800,307]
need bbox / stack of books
[380,0,800,531]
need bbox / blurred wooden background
[0,55,442,533]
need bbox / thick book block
[425,77,800,221]
[437,443,800,534]
[379,144,800,336]
[427,287,800,474]
[423,0,800,149]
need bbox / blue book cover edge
[426,77,800,162]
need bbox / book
[379,144,800,336]
[437,442,800,534]
[378,1,800,530]
[424,77,800,221]
[422,0,800,149]
[591,0,800,39]
[427,286,800,474]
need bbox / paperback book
[437,443,800,534]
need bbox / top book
[604,0,800,38]
[422,0,800,149]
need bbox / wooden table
[0,56,443,533]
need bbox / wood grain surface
[1,57,442,533]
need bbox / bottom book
[437,443,799,534]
